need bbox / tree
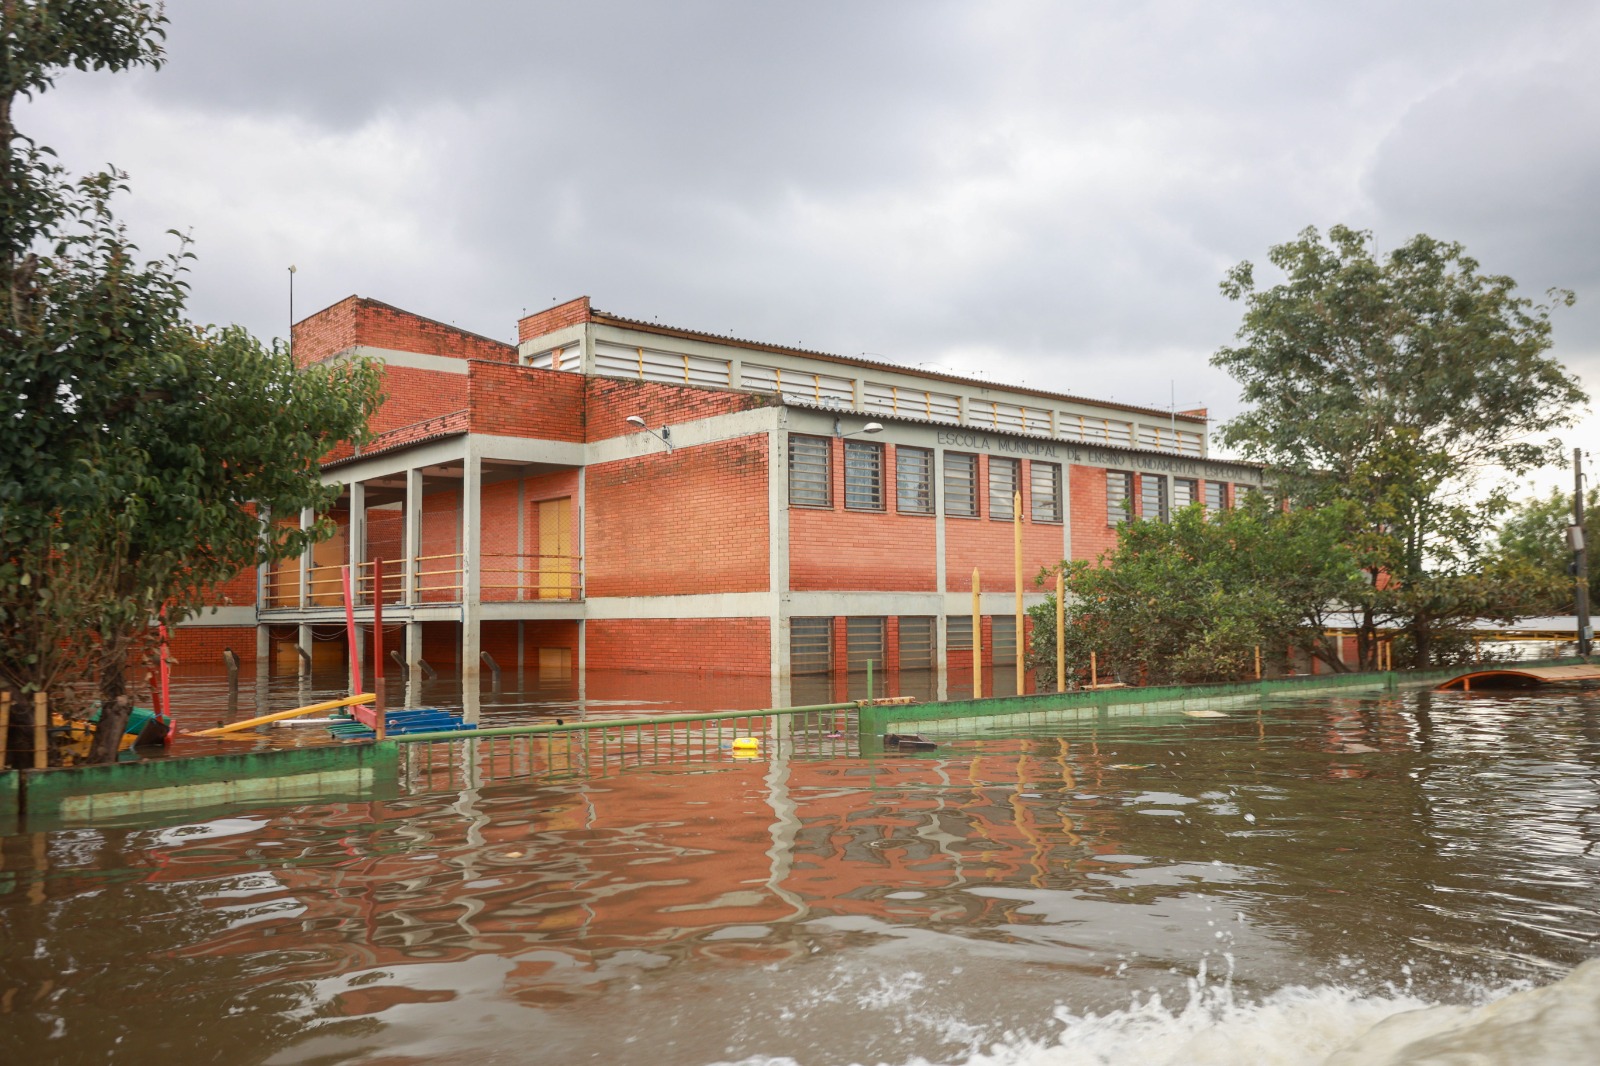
[1,2,382,763]
[1494,488,1600,613]
[1212,225,1586,668]
[1026,497,1366,687]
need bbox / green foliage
[1212,225,1586,667]
[1493,488,1600,612]
[0,2,382,762]
[1027,497,1365,687]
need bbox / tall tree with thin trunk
[1212,225,1586,667]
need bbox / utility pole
[1574,447,1592,657]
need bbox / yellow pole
[34,691,47,769]
[188,692,376,736]
[1090,650,1098,687]
[1055,570,1065,693]
[1254,645,1262,680]
[972,566,982,700]
[1014,491,1024,696]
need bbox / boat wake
[719,958,1600,1066]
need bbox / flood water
[6,684,1600,1064]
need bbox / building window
[790,617,832,674]
[1173,477,1197,511]
[1141,474,1168,522]
[1107,471,1133,525]
[789,435,831,509]
[945,453,978,517]
[989,457,1019,520]
[846,617,886,673]
[1204,481,1229,513]
[844,441,885,511]
[946,615,974,651]
[1030,462,1063,523]
[896,446,934,514]
[898,616,936,671]
[991,615,1017,665]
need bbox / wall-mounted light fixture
[833,418,884,439]
[626,414,674,452]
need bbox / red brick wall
[419,488,461,602]
[790,441,937,591]
[371,366,468,435]
[945,457,1064,594]
[294,296,515,367]
[518,296,592,343]
[161,626,258,671]
[469,362,585,442]
[586,436,769,597]
[1070,465,1120,562]
[365,506,404,565]
[584,376,767,442]
[586,618,771,676]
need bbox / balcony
[261,552,584,610]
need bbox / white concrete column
[461,446,483,716]
[934,444,948,702]
[403,468,423,605]
[298,506,315,610]
[404,622,423,705]
[347,481,366,670]
[769,420,791,707]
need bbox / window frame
[843,440,886,512]
[944,452,979,517]
[1107,470,1133,526]
[1030,461,1063,523]
[895,445,935,515]
[1204,480,1228,513]
[788,434,832,509]
[989,456,1019,521]
[1141,473,1169,523]
[1173,477,1198,512]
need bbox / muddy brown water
[4,681,1600,1064]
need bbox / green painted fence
[2,658,1589,827]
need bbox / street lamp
[625,415,674,452]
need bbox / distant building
[175,295,1265,707]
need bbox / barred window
[790,617,832,674]
[991,615,1017,665]
[1204,481,1228,513]
[788,435,831,508]
[1141,474,1168,523]
[896,446,934,514]
[846,617,886,673]
[1173,477,1198,511]
[1107,471,1133,525]
[844,441,884,511]
[946,614,974,650]
[1030,461,1063,523]
[945,453,978,517]
[989,457,1019,520]
[898,616,936,671]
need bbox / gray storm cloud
[18,0,1600,448]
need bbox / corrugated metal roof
[587,308,1207,426]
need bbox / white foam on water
[711,959,1600,1066]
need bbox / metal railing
[391,702,862,793]
[260,552,584,609]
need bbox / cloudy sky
[23,1,1600,491]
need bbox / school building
[175,294,1265,707]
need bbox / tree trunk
[1410,618,1432,671]
[89,628,134,764]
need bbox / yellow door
[537,498,574,600]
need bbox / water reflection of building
[120,741,1138,1006]
[166,295,1263,710]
